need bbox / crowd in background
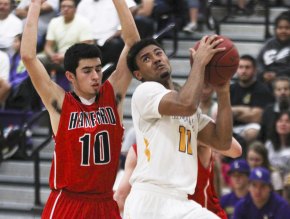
[1,0,290,218]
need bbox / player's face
[230,172,249,190]
[134,45,172,85]
[68,58,103,99]
[276,113,290,135]
[237,59,256,83]
[249,181,271,206]
[247,150,263,169]
[275,19,290,42]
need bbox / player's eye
[142,56,150,62]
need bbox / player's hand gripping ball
[191,35,240,86]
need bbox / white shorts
[123,183,220,219]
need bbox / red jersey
[49,81,124,194]
[188,157,228,219]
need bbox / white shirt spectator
[0,50,10,80]
[77,0,136,46]
[0,13,22,50]
[17,0,59,38]
[46,15,93,54]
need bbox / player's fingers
[211,38,224,48]
[205,34,219,45]
[189,48,196,55]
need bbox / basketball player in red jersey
[21,0,139,218]
[188,143,240,219]
[114,140,241,217]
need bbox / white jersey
[130,82,212,195]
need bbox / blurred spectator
[246,141,284,194]
[39,0,94,90]
[220,159,250,219]
[231,55,274,145]
[0,0,23,52]
[0,50,10,107]
[257,11,290,88]
[200,83,217,119]
[233,167,290,219]
[284,172,290,205]
[132,0,155,38]
[153,0,188,32]
[259,76,290,143]
[265,111,290,178]
[182,0,199,33]
[15,0,59,52]
[77,0,136,66]
[4,34,40,111]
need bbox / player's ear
[65,71,75,82]
[133,70,143,81]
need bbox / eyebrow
[81,64,102,70]
[140,48,162,60]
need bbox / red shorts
[42,189,121,219]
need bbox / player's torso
[50,83,124,193]
[131,113,199,194]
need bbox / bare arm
[44,40,56,59]
[21,0,65,134]
[109,0,140,122]
[198,81,232,150]
[198,136,242,167]
[114,147,137,213]
[232,106,263,123]
[158,36,225,117]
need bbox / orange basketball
[192,35,240,86]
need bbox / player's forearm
[214,90,232,150]
[113,0,140,46]
[21,1,41,61]
[178,62,205,113]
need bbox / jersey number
[179,126,192,155]
[79,131,111,166]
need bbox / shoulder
[133,82,166,97]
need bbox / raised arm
[159,35,225,117]
[109,0,140,119]
[20,0,65,133]
[198,81,233,150]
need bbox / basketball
[191,35,240,86]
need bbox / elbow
[181,104,198,116]
[21,50,36,63]
[217,138,232,151]
[233,147,243,158]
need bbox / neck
[253,197,269,209]
[200,99,212,113]
[0,14,9,20]
[239,79,255,88]
[64,15,74,23]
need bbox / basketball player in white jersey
[123,37,233,218]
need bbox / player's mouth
[92,83,100,89]
[155,63,166,70]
